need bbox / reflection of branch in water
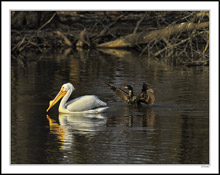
[12,53,43,69]
[128,115,133,127]
[12,54,25,68]
[97,48,134,59]
[63,48,72,56]
[76,47,90,61]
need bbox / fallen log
[56,31,72,46]
[97,21,209,48]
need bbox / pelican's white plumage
[46,83,108,113]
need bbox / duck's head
[124,85,133,91]
[124,85,134,97]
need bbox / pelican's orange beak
[46,90,67,112]
[124,86,128,89]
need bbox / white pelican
[46,83,108,113]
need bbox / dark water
[11,48,209,164]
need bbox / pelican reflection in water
[46,113,107,151]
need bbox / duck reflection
[46,113,107,151]
[128,107,155,128]
[142,107,156,128]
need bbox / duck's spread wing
[141,82,149,92]
[66,95,106,112]
[138,83,155,105]
[105,82,130,103]
[145,89,155,105]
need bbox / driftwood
[11,11,209,66]
[97,21,209,48]
[76,28,90,48]
[91,14,125,43]
[12,36,26,52]
[37,12,57,32]
[12,12,58,53]
[153,30,208,57]
[133,12,147,34]
[56,31,72,46]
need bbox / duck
[123,85,141,106]
[105,82,141,106]
[105,82,155,106]
[46,83,108,113]
[139,83,155,105]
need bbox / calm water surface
[11,48,209,164]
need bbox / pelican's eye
[61,87,65,91]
